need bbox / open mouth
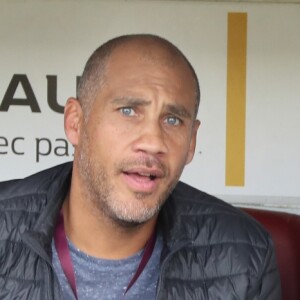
[122,168,163,192]
[123,172,157,181]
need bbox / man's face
[74,45,199,225]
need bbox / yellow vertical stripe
[225,13,247,186]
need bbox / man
[0,34,281,299]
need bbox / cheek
[91,123,129,155]
[167,137,191,168]
[167,128,191,149]
[98,115,134,135]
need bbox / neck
[62,182,157,260]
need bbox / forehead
[106,41,193,77]
[101,42,196,106]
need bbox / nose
[132,121,168,156]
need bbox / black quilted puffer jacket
[0,162,281,299]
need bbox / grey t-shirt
[52,232,163,300]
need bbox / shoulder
[0,162,72,232]
[164,181,270,245]
[0,162,72,241]
[0,162,72,205]
[161,181,276,272]
[159,182,280,298]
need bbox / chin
[108,201,162,228]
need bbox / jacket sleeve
[249,237,282,300]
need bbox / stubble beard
[76,130,182,227]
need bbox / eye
[164,116,181,126]
[120,107,135,116]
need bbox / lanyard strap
[54,210,157,299]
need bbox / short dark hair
[77,34,200,118]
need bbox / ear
[64,97,83,146]
[185,120,201,165]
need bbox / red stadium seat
[242,208,300,300]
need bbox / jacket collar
[158,192,194,252]
[22,162,72,263]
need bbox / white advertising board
[0,1,299,212]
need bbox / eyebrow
[111,97,151,107]
[165,104,192,119]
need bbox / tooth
[139,173,150,177]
